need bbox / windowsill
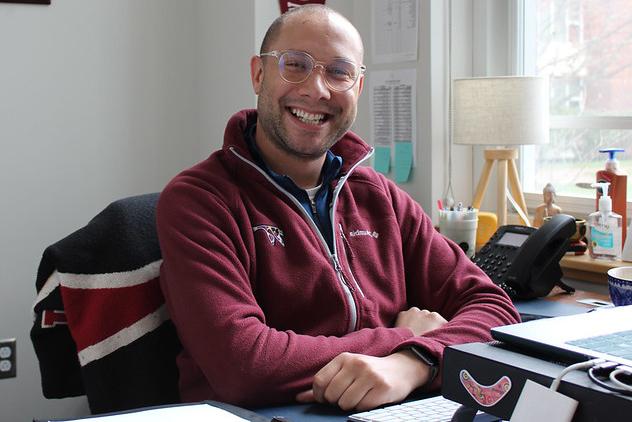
[524,192,632,220]
[560,254,630,284]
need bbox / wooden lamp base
[471,148,529,226]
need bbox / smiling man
[156,4,519,412]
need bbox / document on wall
[370,69,417,183]
[371,0,419,64]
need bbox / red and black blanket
[30,193,181,414]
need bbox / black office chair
[30,193,182,414]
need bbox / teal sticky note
[394,142,413,183]
[373,146,391,174]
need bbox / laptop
[491,304,632,366]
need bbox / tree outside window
[523,0,632,201]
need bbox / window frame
[515,0,632,218]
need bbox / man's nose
[298,65,332,100]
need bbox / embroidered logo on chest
[349,229,379,239]
[253,225,285,247]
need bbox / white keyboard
[348,395,463,422]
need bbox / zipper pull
[333,255,354,292]
[310,199,318,217]
[338,224,355,260]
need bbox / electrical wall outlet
[0,338,16,379]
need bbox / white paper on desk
[371,0,419,63]
[56,403,249,422]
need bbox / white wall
[0,1,204,420]
[0,1,469,420]
[198,1,257,154]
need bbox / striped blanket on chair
[30,193,181,414]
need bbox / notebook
[491,304,632,366]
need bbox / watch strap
[407,346,439,388]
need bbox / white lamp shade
[452,76,550,146]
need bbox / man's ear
[356,74,364,96]
[251,55,264,95]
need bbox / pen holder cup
[439,210,478,258]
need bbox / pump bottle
[588,182,622,260]
[596,148,627,245]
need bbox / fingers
[397,307,439,320]
[325,356,385,410]
[395,307,448,336]
[310,353,406,411]
[352,387,388,411]
[309,348,428,411]
[311,352,347,403]
[295,389,315,403]
[312,352,373,410]
[336,377,372,411]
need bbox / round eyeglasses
[259,50,366,92]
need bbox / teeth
[291,108,325,125]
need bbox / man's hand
[295,350,430,411]
[395,307,448,336]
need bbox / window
[521,0,632,214]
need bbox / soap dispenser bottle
[596,148,627,245]
[588,182,622,260]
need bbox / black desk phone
[473,214,576,301]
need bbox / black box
[442,342,632,421]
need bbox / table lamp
[452,76,549,226]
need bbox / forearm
[392,189,519,388]
[159,229,414,405]
[168,294,413,406]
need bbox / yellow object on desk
[476,212,498,249]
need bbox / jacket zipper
[338,223,365,298]
[309,199,318,219]
[333,255,353,293]
[230,146,374,333]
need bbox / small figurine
[533,183,562,227]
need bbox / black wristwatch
[407,346,439,388]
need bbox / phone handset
[504,214,576,298]
[474,214,576,301]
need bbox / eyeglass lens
[278,51,359,91]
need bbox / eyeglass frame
[259,49,366,92]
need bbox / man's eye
[328,65,354,80]
[285,60,308,71]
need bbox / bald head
[260,5,364,61]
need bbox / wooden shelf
[560,254,631,284]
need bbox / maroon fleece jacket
[156,109,520,407]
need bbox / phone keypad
[473,224,540,300]
[474,254,510,281]
[473,244,523,299]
